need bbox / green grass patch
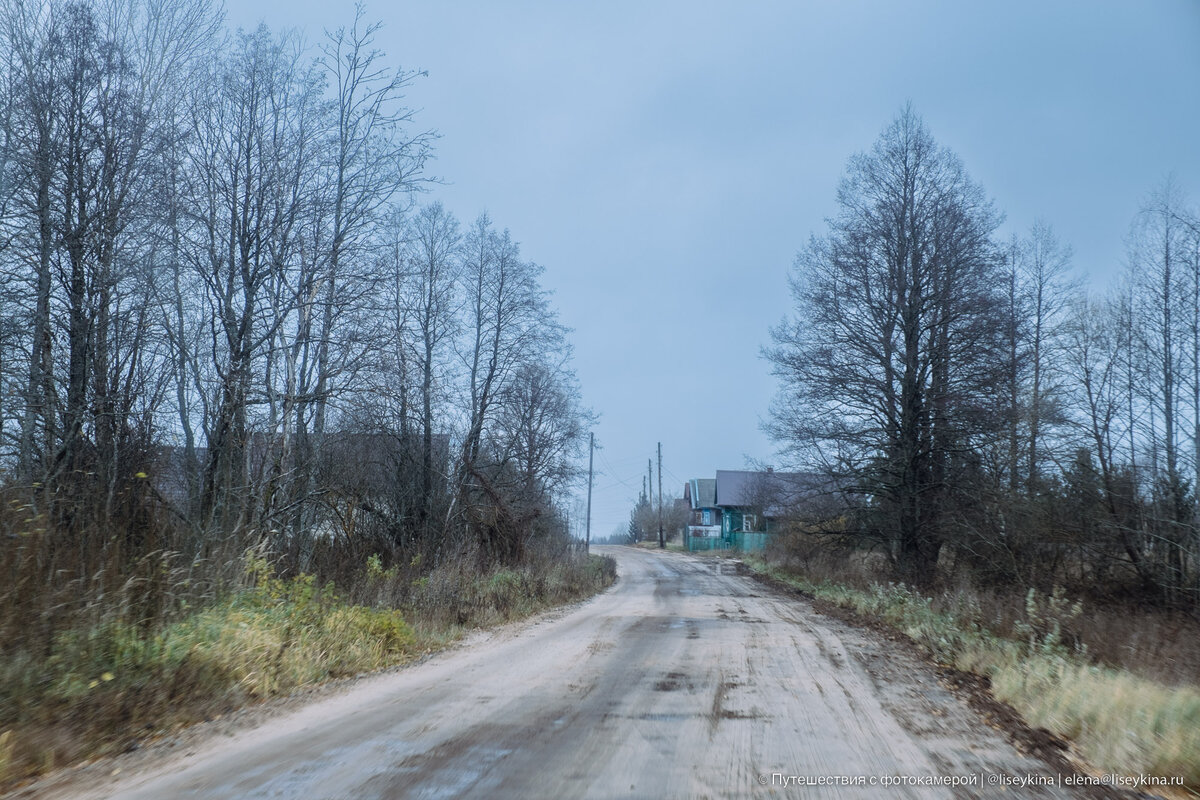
[742,556,1200,790]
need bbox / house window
[702,509,712,525]
[742,514,756,532]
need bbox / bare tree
[485,357,588,561]
[174,25,323,543]
[3,0,65,484]
[455,215,557,513]
[307,5,433,444]
[242,8,435,567]
[766,106,1004,583]
[0,0,216,522]
[401,201,460,536]
[1127,177,1196,601]
[999,234,1027,495]
[1063,293,1150,584]
[1019,221,1076,491]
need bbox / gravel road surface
[24,546,1100,799]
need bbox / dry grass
[992,656,1200,785]
[420,553,616,623]
[767,535,1200,684]
[746,555,1200,790]
[0,550,616,790]
[0,560,419,786]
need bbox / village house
[683,468,808,552]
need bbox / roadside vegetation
[0,542,614,788]
[746,545,1200,790]
[0,0,610,790]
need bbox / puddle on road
[653,671,693,692]
[372,741,516,800]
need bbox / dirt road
[30,546,1100,799]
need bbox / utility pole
[647,458,653,543]
[585,432,594,553]
[657,442,664,549]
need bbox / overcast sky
[229,0,1200,539]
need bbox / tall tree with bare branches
[767,106,1005,583]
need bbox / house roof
[714,470,756,508]
[715,469,811,517]
[684,478,717,509]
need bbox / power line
[598,450,642,492]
